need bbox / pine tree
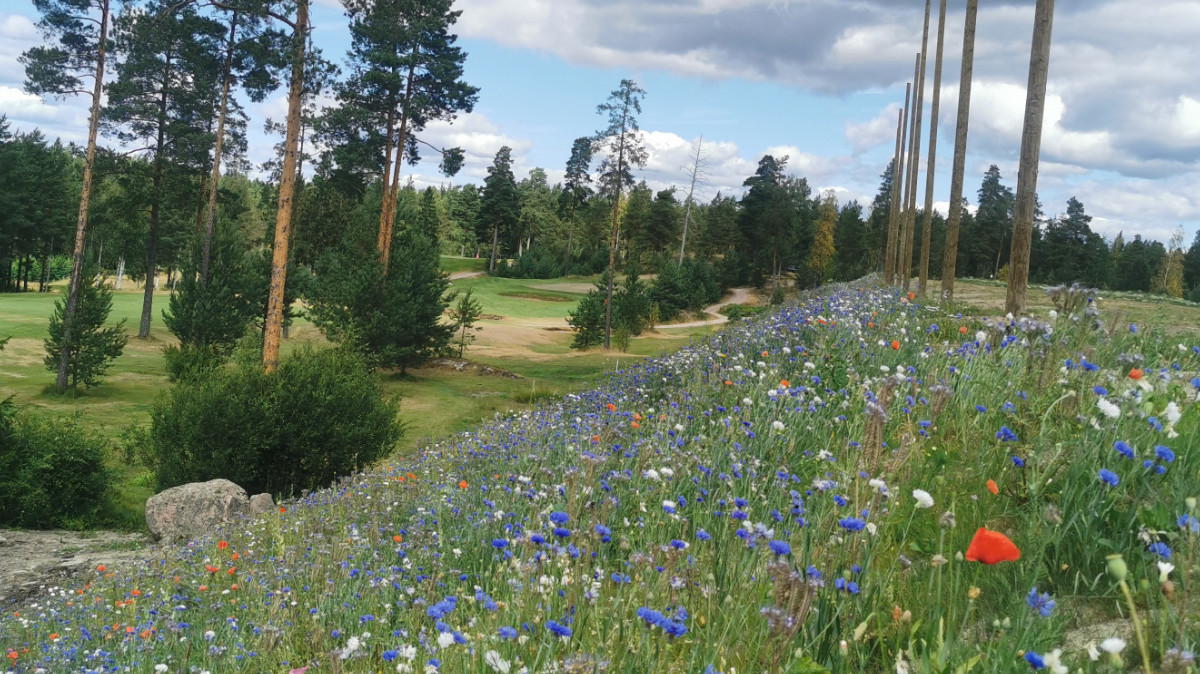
[560,136,593,274]
[447,287,482,358]
[479,146,519,272]
[163,220,256,360]
[43,266,128,392]
[834,200,867,281]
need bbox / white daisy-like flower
[912,489,934,509]
[484,650,511,673]
[1042,648,1068,674]
[771,420,785,431]
[1097,398,1121,419]
[1158,560,1175,582]
[437,631,455,648]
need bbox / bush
[0,409,111,529]
[162,343,226,383]
[149,345,402,497]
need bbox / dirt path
[449,270,486,280]
[658,287,754,329]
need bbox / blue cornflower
[1092,386,1108,396]
[975,405,987,413]
[552,527,571,538]
[1129,323,1137,333]
[695,529,711,541]
[611,573,630,584]
[1098,468,1119,487]
[734,497,748,508]
[1179,514,1200,533]
[832,494,847,507]
[530,534,545,545]
[382,650,398,662]
[549,511,569,525]
[838,517,866,532]
[498,626,517,640]
[545,620,572,638]
[1025,587,1055,617]
[669,539,687,550]
[996,426,1019,442]
[768,540,791,557]
[1024,651,1045,669]
[1114,441,1135,459]
[1154,445,1175,463]
[1012,456,1025,468]
[491,539,508,549]
[1148,542,1171,560]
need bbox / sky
[3,0,1199,245]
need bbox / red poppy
[96,565,105,573]
[1128,368,1143,380]
[723,380,732,386]
[590,434,600,444]
[985,479,999,495]
[392,535,402,543]
[908,292,915,301]
[959,326,968,334]
[605,403,616,412]
[964,527,1020,564]
[630,421,639,429]
[891,340,900,350]
[779,379,789,388]
[457,480,468,489]
[217,540,228,550]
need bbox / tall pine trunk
[918,0,947,297]
[138,46,173,339]
[941,0,978,300]
[262,0,308,373]
[604,110,628,351]
[56,0,110,392]
[201,12,238,286]
[902,1,930,292]
[885,84,909,284]
[378,48,418,273]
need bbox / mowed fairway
[0,263,714,527]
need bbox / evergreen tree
[834,200,866,281]
[1183,230,1200,299]
[516,167,556,255]
[698,193,738,257]
[43,265,128,392]
[309,226,452,373]
[447,287,482,358]
[972,165,1015,278]
[639,188,680,257]
[163,219,256,361]
[479,146,519,272]
[866,162,894,273]
[417,187,442,243]
[560,136,593,274]
[594,79,648,349]
[737,155,791,287]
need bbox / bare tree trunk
[679,135,704,265]
[562,206,575,276]
[917,0,946,297]
[884,85,909,284]
[902,1,931,292]
[898,52,921,288]
[378,48,419,272]
[201,12,239,286]
[1005,0,1054,315]
[488,220,499,273]
[604,109,628,351]
[139,46,174,340]
[941,0,978,300]
[56,0,110,392]
[262,0,308,373]
[115,257,125,289]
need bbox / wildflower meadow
[3,282,1198,673]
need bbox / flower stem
[1119,579,1152,674]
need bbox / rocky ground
[0,529,150,605]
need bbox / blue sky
[4,0,1199,245]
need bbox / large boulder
[248,493,276,517]
[145,479,250,542]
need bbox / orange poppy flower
[226,567,236,575]
[217,540,228,550]
[198,585,208,592]
[590,434,600,443]
[630,421,639,428]
[406,472,417,481]
[6,651,16,661]
[964,527,1020,564]
[959,326,968,334]
[393,535,402,543]
[985,479,999,495]
[908,292,915,300]
[724,380,732,386]
[205,564,218,573]
[1128,368,1142,380]
[891,340,900,350]
[279,507,286,513]
[130,589,140,597]
[230,552,238,560]
[96,565,105,573]
[779,379,789,388]
[868,322,874,328]
[606,403,616,412]
[633,413,642,421]
[48,633,58,641]
[457,480,468,489]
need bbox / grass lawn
[439,255,487,275]
[0,272,712,530]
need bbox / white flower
[912,489,934,509]
[1158,560,1175,582]
[771,420,785,431]
[484,650,511,674]
[1097,398,1121,419]
[399,645,417,660]
[1086,642,1100,661]
[437,632,455,648]
[659,467,674,477]
[975,331,986,343]
[1165,401,1182,425]
[1099,637,1126,654]
[155,666,169,673]
[868,478,888,493]
[1042,649,1068,674]
[1048,309,1058,321]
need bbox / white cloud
[845,103,901,154]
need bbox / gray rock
[144,479,250,542]
[249,493,276,517]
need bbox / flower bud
[1106,554,1128,582]
[1187,497,1197,512]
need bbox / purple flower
[545,620,572,637]
[1098,469,1119,487]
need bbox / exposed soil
[0,529,151,605]
[424,358,523,378]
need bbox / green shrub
[149,345,403,497]
[0,410,111,529]
[162,343,226,382]
[43,266,128,392]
